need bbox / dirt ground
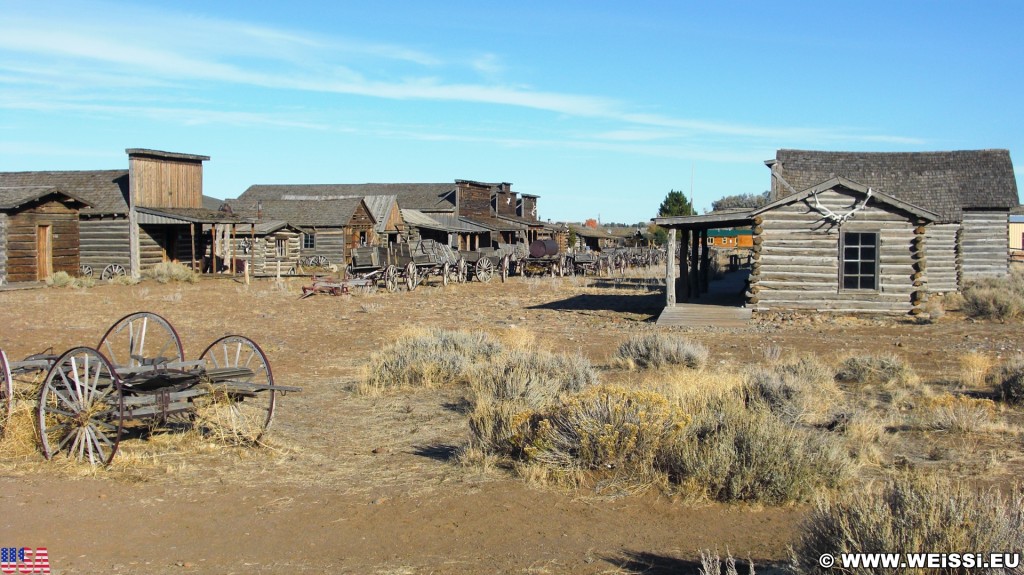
[1,272,1022,574]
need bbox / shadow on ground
[527,292,663,319]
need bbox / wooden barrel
[529,239,559,258]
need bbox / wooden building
[0,149,238,279]
[1010,206,1024,259]
[707,228,754,249]
[570,224,621,252]
[228,220,303,275]
[0,187,89,283]
[654,149,1020,317]
[224,196,377,266]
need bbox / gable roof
[361,194,400,233]
[239,183,457,212]
[0,186,91,211]
[770,149,1019,223]
[224,197,370,228]
[753,176,941,222]
[0,170,129,215]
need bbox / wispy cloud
[0,1,923,157]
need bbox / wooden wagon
[0,311,298,466]
[348,246,401,292]
[393,240,463,288]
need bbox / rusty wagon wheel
[441,262,450,287]
[195,336,276,445]
[37,347,125,466]
[500,255,510,283]
[384,265,399,293]
[78,264,93,278]
[100,264,127,280]
[98,312,185,370]
[475,257,494,283]
[456,258,467,284]
[0,350,12,439]
[404,262,418,291]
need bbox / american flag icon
[0,547,50,574]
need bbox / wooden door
[36,225,52,280]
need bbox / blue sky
[1,1,1021,223]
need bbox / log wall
[4,199,80,282]
[924,223,959,293]
[302,229,346,265]
[80,218,131,272]
[234,232,301,275]
[749,189,922,315]
[961,210,1009,280]
[0,213,6,283]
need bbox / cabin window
[841,232,878,290]
[303,233,316,250]
[275,239,286,258]
[359,231,367,246]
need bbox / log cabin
[0,187,89,283]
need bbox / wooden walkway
[656,270,752,328]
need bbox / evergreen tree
[658,189,696,217]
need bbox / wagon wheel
[404,262,418,291]
[0,350,11,439]
[500,255,510,283]
[98,312,185,370]
[476,257,494,283]
[309,255,329,268]
[456,258,467,283]
[37,347,125,466]
[100,264,127,280]
[441,262,450,287]
[384,265,399,293]
[195,336,275,444]
[78,264,94,278]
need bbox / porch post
[189,223,197,271]
[665,228,676,306]
[680,229,690,302]
[689,229,700,299]
[700,229,711,292]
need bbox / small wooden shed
[0,187,89,283]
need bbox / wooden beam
[665,228,676,306]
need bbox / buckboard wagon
[0,312,299,466]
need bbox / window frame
[839,230,880,292]
[302,233,316,250]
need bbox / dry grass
[143,262,199,284]
[914,393,998,434]
[743,355,840,425]
[791,473,1024,575]
[835,353,919,389]
[959,351,995,390]
[612,333,709,370]
[45,271,95,288]
[991,355,1024,404]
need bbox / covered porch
[652,211,757,327]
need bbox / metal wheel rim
[196,335,276,444]
[98,312,185,370]
[476,258,493,283]
[101,264,126,280]
[0,350,12,439]
[37,347,124,466]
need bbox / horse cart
[0,311,299,466]
[519,239,570,277]
[347,246,401,292]
[392,240,463,289]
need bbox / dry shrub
[358,329,502,394]
[744,356,840,425]
[991,355,1024,404]
[467,349,598,455]
[514,384,687,481]
[613,333,708,370]
[961,270,1024,321]
[916,393,997,434]
[143,262,198,284]
[699,549,754,575]
[838,410,889,465]
[45,271,93,288]
[791,474,1024,575]
[662,400,852,505]
[836,354,918,388]
[959,351,994,389]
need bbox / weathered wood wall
[924,223,959,293]
[130,156,203,209]
[4,199,80,282]
[302,229,346,265]
[496,191,518,217]
[347,203,377,260]
[459,182,492,218]
[138,224,196,269]
[749,189,922,314]
[0,213,7,282]
[235,232,300,275]
[80,218,131,272]
[520,197,538,221]
[960,210,1008,280]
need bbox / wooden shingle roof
[0,170,129,215]
[771,149,1019,223]
[0,186,90,210]
[224,197,366,228]
[240,183,457,213]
